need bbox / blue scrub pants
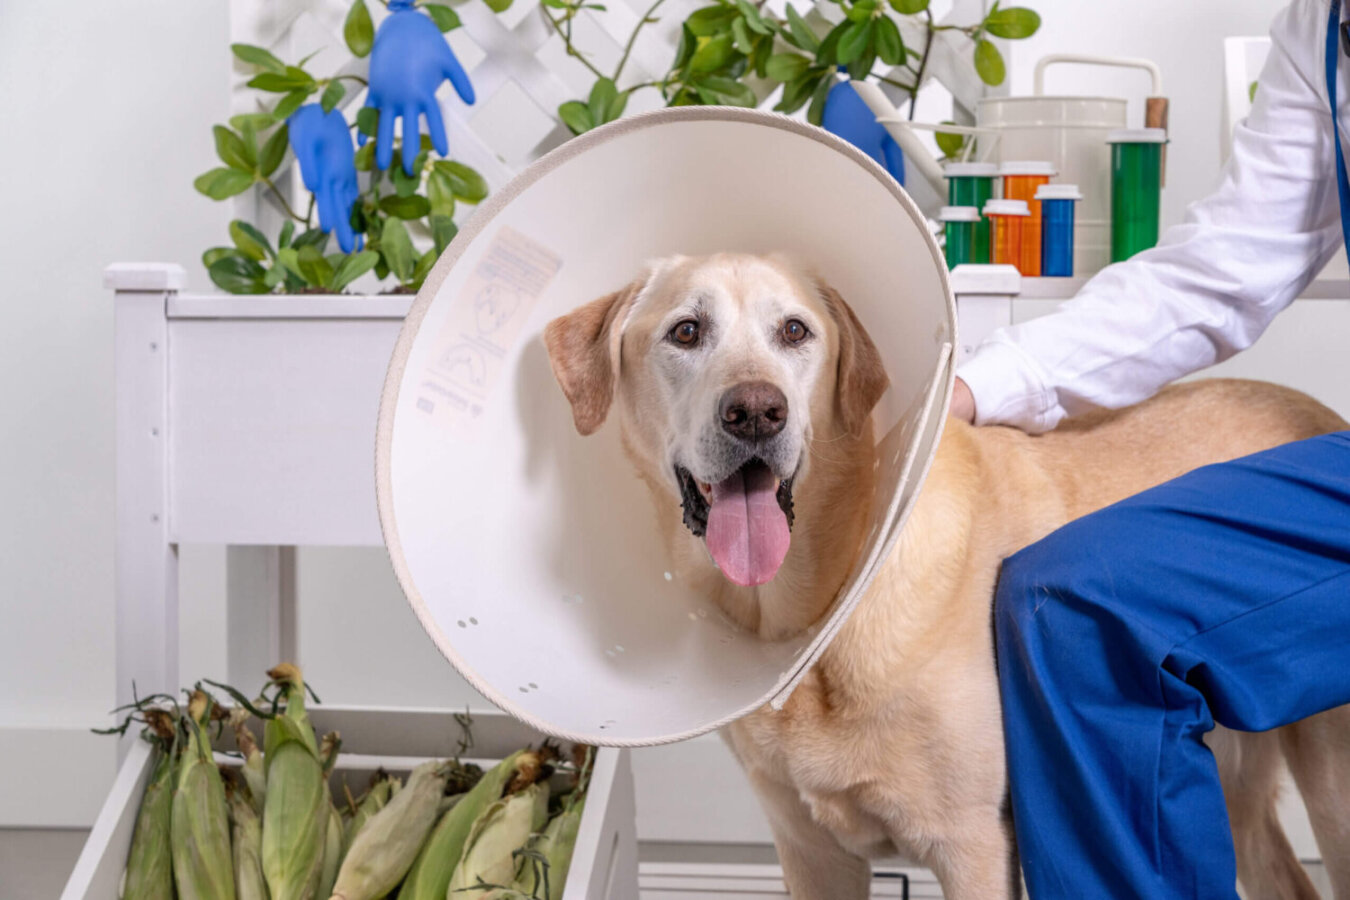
[995,431,1350,899]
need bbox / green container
[1108,128,1166,262]
[944,162,997,264]
[938,206,982,269]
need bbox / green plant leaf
[430,214,459,256]
[588,78,619,126]
[765,52,811,82]
[874,15,904,66]
[836,20,873,65]
[690,33,736,74]
[411,249,437,289]
[484,0,513,12]
[273,89,311,121]
[886,0,928,13]
[735,0,772,35]
[1249,79,1258,103]
[355,108,379,140]
[698,75,756,107]
[984,7,1040,39]
[974,38,1005,85]
[846,45,876,81]
[380,194,431,219]
[806,72,832,126]
[213,126,254,171]
[731,17,756,55]
[344,0,375,57]
[424,3,462,31]
[263,264,286,289]
[194,167,255,200]
[320,80,346,114]
[278,221,296,249]
[844,0,877,24]
[296,244,335,286]
[230,112,277,134]
[391,161,422,198]
[935,122,967,157]
[817,20,849,64]
[248,68,315,93]
[208,255,270,294]
[276,246,303,279]
[686,5,737,37]
[329,250,379,291]
[258,124,289,178]
[231,43,286,73]
[381,218,416,281]
[559,100,594,135]
[435,161,489,202]
[202,247,239,268]
[230,220,274,261]
[775,71,821,114]
[426,169,457,217]
[783,5,820,53]
[291,228,330,251]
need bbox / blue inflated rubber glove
[363,0,475,175]
[821,80,906,187]
[288,104,363,252]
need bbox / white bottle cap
[998,161,1057,177]
[1034,184,1083,201]
[983,199,1031,217]
[938,206,983,222]
[943,162,999,178]
[1106,128,1168,144]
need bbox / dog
[544,252,1350,899]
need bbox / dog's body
[545,253,1350,899]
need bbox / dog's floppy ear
[543,279,644,436]
[818,282,889,435]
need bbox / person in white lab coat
[949,1,1350,896]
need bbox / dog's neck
[644,422,878,641]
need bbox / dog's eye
[781,318,809,344]
[670,319,700,346]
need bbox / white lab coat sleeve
[958,0,1345,433]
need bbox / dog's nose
[719,381,788,442]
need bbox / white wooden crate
[61,706,637,900]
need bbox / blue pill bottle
[1034,183,1083,277]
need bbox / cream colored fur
[545,253,1350,900]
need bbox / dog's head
[544,253,887,588]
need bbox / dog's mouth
[676,459,795,587]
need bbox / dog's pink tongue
[705,465,790,586]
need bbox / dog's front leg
[743,768,871,899]
[920,808,1022,900]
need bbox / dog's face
[544,253,887,588]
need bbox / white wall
[0,0,1316,835]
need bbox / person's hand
[288,104,363,252]
[363,0,475,176]
[950,377,976,423]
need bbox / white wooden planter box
[62,706,638,900]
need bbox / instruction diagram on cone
[417,226,562,428]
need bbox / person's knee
[995,511,1123,641]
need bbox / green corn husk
[228,783,269,900]
[122,747,175,900]
[231,709,267,817]
[171,692,236,900]
[330,759,449,900]
[399,751,530,900]
[342,774,398,857]
[513,799,586,900]
[316,799,345,900]
[447,782,550,896]
[262,664,328,900]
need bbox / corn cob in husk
[329,759,449,900]
[316,798,345,900]
[231,709,267,817]
[228,781,269,900]
[122,747,175,900]
[171,691,236,900]
[398,752,530,900]
[263,664,328,900]
[513,798,585,900]
[447,782,550,896]
[342,773,398,856]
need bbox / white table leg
[226,545,298,686]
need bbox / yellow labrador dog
[544,252,1350,899]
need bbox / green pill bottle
[939,206,983,268]
[944,162,997,264]
[1107,128,1166,262]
